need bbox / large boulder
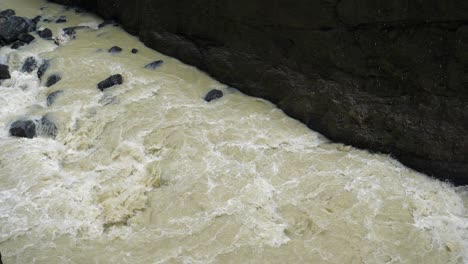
[0,15,35,43]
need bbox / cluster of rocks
[3,7,224,142]
[0,9,37,49]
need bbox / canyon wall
[50,0,468,185]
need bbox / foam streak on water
[0,1,467,263]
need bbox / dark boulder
[46,90,63,106]
[37,60,50,80]
[0,16,35,43]
[108,46,122,54]
[37,115,58,138]
[97,74,123,91]
[46,74,61,87]
[38,28,53,39]
[204,89,223,102]
[131,48,138,54]
[0,64,10,79]
[144,60,163,69]
[21,57,37,73]
[11,41,25,49]
[55,16,67,23]
[18,33,35,44]
[42,18,52,23]
[9,119,36,138]
[0,9,15,17]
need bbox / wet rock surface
[204,89,223,102]
[50,0,468,185]
[21,56,37,73]
[108,46,122,54]
[0,14,35,43]
[0,64,10,79]
[97,74,123,91]
[9,119,36,138]
[37,60,50,79]
[38,28,52,39]
[46,74,61,87]
[47,90,63,106]
[144,60,163,69]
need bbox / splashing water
[0,0,467,263]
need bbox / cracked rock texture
[51,0,468,185]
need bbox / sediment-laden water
[0,0,467,263]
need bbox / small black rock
[37,60,50,79]
[42,18,52,23]
[38,28,52,39]
[46,74,61,87]
[131,48,138,54]
[144,60,164,69]
[204,89,223,102]
[21,57,37,73]
[63,26,88,37]
[97,74,123,91]
[0,64,10,79]
[9,119,36,138]
[46,90,63,106]
[56,16,66,23]
[0,9,15,17]
[108,46,122,54]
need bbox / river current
[0,1,467,263]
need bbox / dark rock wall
[50,0,468,185]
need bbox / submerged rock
[131,48,138,54]
[9,119,36,138]
[46,90,63,106]
[21,56,37,73]
[37,60,50,79]
[38,28,52,39]
[38,115,58,138]
[108,46,122,54]
[0,64,10,79]
[46,74,61,87]
[204,89,223,102]
[98,20,118,28]
[97,74,123,91]
[63,26,88,37]
[144,60,163,69]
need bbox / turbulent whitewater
[0,0,467,263]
